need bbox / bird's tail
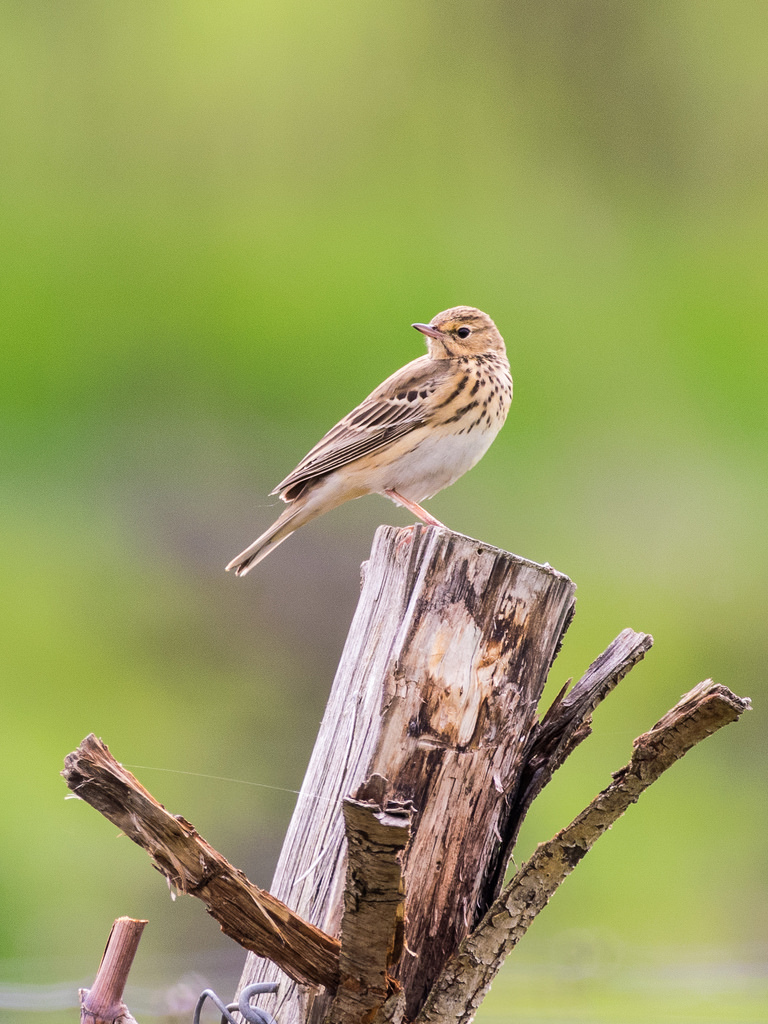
[225,502,310,577]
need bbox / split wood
[63,678,748,1024]
[63,734,339,990]
[62,527,751,1024]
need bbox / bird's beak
[412,322,443,340]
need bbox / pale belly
[353,423,503,503]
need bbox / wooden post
[236,525,577,1023]
[62,681,747,1024]
[61,524,748,1024]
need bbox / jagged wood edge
[486,627,654,906]
[324,792,412,1024]
[415,680,751,1024]
[62,734,340,990]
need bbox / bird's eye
[456,326,471,339]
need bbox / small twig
[80,917,147,1024]
[416,680,751,1024]
[62,735,340,990]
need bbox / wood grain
[325,792,412,1024]
[237,525,576,1022]
[415,680,752,1024]
[62,734,340,990]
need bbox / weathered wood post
[236,525,576,1023]
[61,523,749,1024]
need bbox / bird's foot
[384,489,447,529]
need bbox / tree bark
[325,789,412,1024]
[237,524,577,1023]
[59,524,749,1024]
[415,680,751,1024]
[62,735,340,989]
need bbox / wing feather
[271,355,453,498]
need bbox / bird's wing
[272,355,454,498]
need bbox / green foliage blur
[2,2,766,1020]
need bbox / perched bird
[226,306,512,576]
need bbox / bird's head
[412,306,505,359]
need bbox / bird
[226,306,512,576]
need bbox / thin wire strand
[124,764,303,796]
[123,764,340,807]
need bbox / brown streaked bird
[226,306,512,576]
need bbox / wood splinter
[62,527,752,1024]
[326,777,413,1024]
[62,735,340,991]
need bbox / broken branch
[416,680,751,1024]
[62,735,340,990]
[324,785,412,1024]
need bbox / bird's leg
[384,489,447,529]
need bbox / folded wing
[272,355,451,500]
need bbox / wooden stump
[61,524,747,1023]
[237,525,576,1023]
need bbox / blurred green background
[2,1,766,1021]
